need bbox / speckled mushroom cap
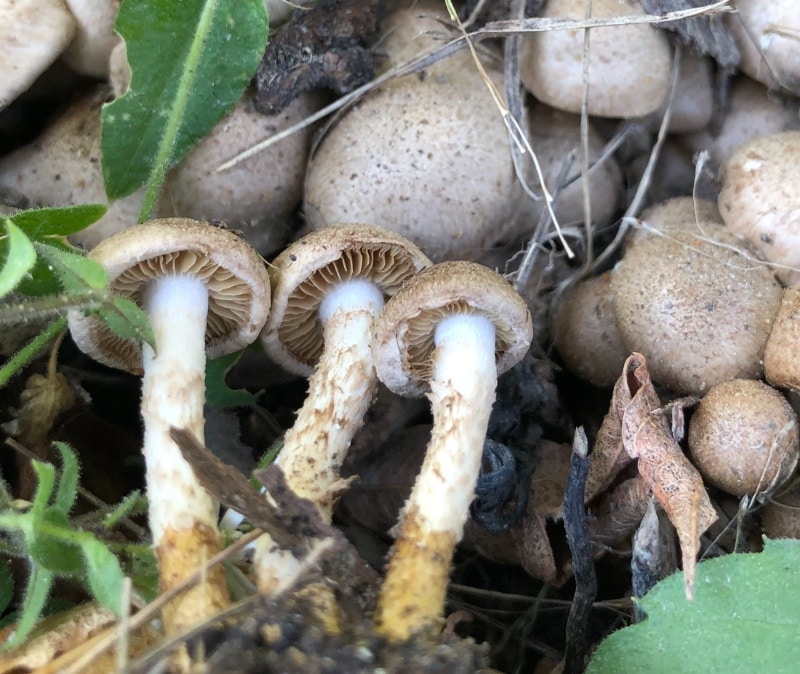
[68,218,271,374]
[718,131,800,286]
[260,224,432,377]
[373,261,533,398]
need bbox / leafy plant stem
[2,564,54,650]
[137,0,222,222]
[0,317,67,388]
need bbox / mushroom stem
[254,279,383,594]
[141,274,229,634]
[375,313,497,642]
[279,278,383,516]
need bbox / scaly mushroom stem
[255,278,383,594]
[141,275,229,634]
[375,313,497,642]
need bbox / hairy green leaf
[96,297,156,351]
[28,508,84,574]
[33,242,108,293]
[102,0,269,214]
[1,565,54,650]
[587,538,800,674]
[53,442,80,516]
[82,539,124,615]
[0,220,36,298]
[10,205,107,238]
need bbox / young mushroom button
[67,218,271,635]
[254,223,431,594]
[370,261,533,643]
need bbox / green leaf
[82,539,124,615]
[96,297,156,350]
[206,350,259,408]
[14,238,78,297]
[10,205,107,239]
[27,508,84,574]
[103,490,147,530]
[53,442,80,516]
[0,558,13,614]
[102,0,269,215]
[587,539,800,674]
[30,460,56,517]
[1,565,54,650]
[33,242,108,293]
[0,220,36,298]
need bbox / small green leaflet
[82,539,124,615]
[33,242,108,293]
[206,349,259,408]
[96,297,156,351]
[11,204,107,238]
[0,220,36,298]
[587,538,800,674]
[102,0,268,215]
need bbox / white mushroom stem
[375,313,497,642]
[254,278,384,595]
[140,274,229,633]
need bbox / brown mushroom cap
[518,0,672,118]
[718,131,800,285]
[552,272,628,388]
[260,224,432,377]
[374,261,533,398]
[764,282,800,392]
[688,379,799,497]
[68,218,271,374]
[627,196,722,248]
[611,228,783,394]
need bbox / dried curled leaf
[619,353,717,599]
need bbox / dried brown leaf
[584,355,638,502]
[619,353,717,599]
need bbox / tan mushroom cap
[68,218,271,374]
[374,261,533,398]
[718,131,800,285]
[519,0,672,118]
[1,0,77,110]
[260,224,432,377]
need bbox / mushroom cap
[61,0,121,78]
[688,378,799,497]
[518,0,672,118]
[552,272,628,388]
[260,224,432,377]
[611,228,783,394]
[718,130,800,285]
[1,0,77,110]
[68,218,271,375]
[764,282,800,392]
[373,261,533,398]
[158,92,322,256]
[303,2,531,262]
[626,196,723,248]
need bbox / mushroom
[726,0,800,94]
[67,218,271,634]
[680,75,799,168]
[370,261,532,642]
[253,223,430,593]
[761,481,800,539]
[518,0,672,118]
[688,379,799,499]
[717,130,800,285]
[552,272,628,388]
[1,0,77,110]
[644,51,714,134]
[61,0,121,78]
[610,227,783,395]
[764,282,800,392]
[157,91,323,256]
[625,196,723,248]
[0,87,145,249]
[304,1,533,261]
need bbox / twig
[563,427,595,674]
